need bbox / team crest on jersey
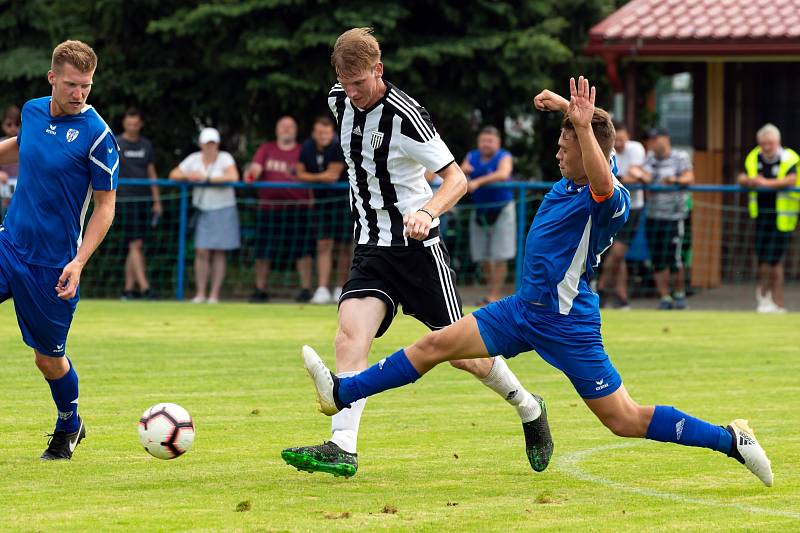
[369,131,384,149]
[66,128,80,143]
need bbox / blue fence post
[175,183,189,301]
[514,184,527,292]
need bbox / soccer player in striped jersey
[300,77,774,487]
[0,41,119,460]
[281,28,552,477]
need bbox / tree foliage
[0,0,621,176]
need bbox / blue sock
[338,349,421,406]
[46,357,80,433]
[646,405,732,454]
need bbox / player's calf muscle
[406,334,447,374]
[408,327,480,374]
[597,410,649,438]
[588,395,654,438]
[409,316,488,373]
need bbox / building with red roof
[587,0,800,288]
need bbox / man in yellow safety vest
[737,123,799,313]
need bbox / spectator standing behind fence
[245,116,313,303]
[642,128,694,310]
[116,108,161,300]
[0,105,20,216]
[169,127,240,304]
[462,126,515,304]
[737,124,799,313]
[597,121,648,309]
[295,116,350,305]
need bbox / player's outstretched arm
[567,76,613,198]
[405,162,467,240]
[533,89,569,113]
[0,136,19,166]
[55,190,116,300]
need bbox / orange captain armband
[590,186,615,202]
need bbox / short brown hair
[313,115,335,129]
[51,40,97,73]
[562,108,615,159]
[331,27,381,78]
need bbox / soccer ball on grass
[138,403,195,459]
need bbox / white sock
[329,371,366,454]
[479,357,541,423]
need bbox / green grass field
[1,301,798,531]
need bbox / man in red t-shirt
[244,116,313,302]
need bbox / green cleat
[522,395,553,472]
[281,441,358,478]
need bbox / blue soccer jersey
[518,177,630,315]
[2,96,119,268]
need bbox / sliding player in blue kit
[300,77,773,486]
[0,41,118,460]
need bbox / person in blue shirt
[300,77,773,486]
[462,126,515,304]
[0,41,118,460]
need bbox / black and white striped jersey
[328,80,455,247]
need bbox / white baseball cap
[198,127,220,145]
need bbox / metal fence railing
[6,179,798,303]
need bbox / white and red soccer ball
[138,403,195,459]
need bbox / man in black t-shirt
[296,116,350,304]
[116,108,161,300]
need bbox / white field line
[558,441,800,520]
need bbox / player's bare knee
[334,325,370,366]
[334,324,356,351]
[34,352,66,379]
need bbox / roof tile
[590,0,800,42]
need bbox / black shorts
[614,207,641,245]
[313,195,353,242]
[255,208,314,261]
[755,218,790,266]
[645,218,685,272]
[116,200,151,243]
[340,233,462,337]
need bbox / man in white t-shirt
[597,121,648,309]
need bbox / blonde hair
[331,27,381,78]
[51,40,97,73]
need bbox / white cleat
[728,419,773,487]
[301,345,341,416]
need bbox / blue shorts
[474,294,622,399]
[0,230,78,356]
